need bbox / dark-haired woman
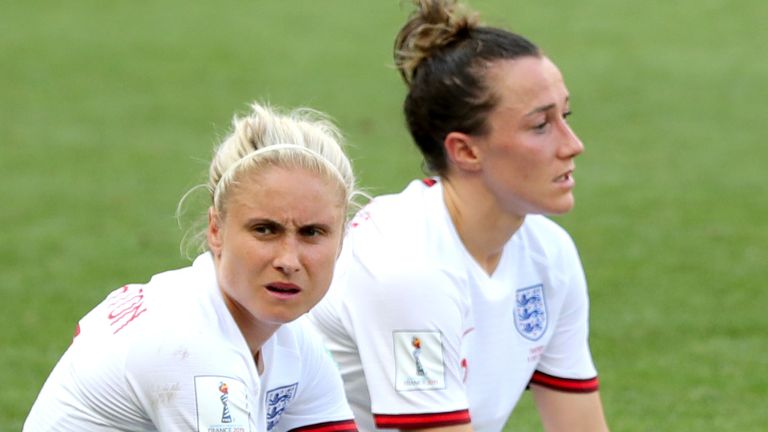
[309,0,609,431]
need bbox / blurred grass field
[2,0,766,430]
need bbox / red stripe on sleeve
[529,370,600,393]
[374,409,471,429]
[289,419,357,432]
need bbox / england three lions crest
[514,284,548,341]
[266,383,298,431]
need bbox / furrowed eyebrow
[246,218,282,229]
[247,218,277,226]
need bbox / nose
[273,237,301,275]
[558,121,584,159]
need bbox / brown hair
[394,0,541,174]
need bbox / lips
[554,169,574,183]
[265,282,301,296]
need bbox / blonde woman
[25,102,361,432]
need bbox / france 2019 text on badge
[265,383,298,431]
[514,284,548,341]
[194,376,250,432]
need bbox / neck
[442,176,524,275]
[221,292,279,361]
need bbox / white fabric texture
[309,179,597,432]
[24,253,354,432]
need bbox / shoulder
[72,269,188,351]
[343,179,463,280]
[119,256,234,372]
[143,254,220,324]
[315,246,470,342]
[328,243,468,314]
[316,180,469,323]
[119,261,210,334]
[347,179,433,243]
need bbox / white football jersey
[310,179,598,432]
[25,253,356,432]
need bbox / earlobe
[207,207,223,258]
[445,131,482,172]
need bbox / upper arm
[530,384,609,432]
[341,263,472,427]
[405,424,474,432]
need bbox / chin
[542,199,575,215]
[551,206,574,215]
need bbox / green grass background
[2,0,766,430]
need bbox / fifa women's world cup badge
[219,382,233,423]
[394,331,445,391]
[194,376,249,431]
[412,337,426,377]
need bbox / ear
[207,207,223,258]
[444,131,482,172]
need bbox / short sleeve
[274,319,357,432]
[342,261,472,428]
[532,238,599,392]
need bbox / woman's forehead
[227,166,347,212]
[487,57,568,113]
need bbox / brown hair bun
[394,0,480,84]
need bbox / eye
[563,110,573,121]
[299,225,327,238]
[250,222,279,236]
[533,120,549,132]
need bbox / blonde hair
[179,102,362,257]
